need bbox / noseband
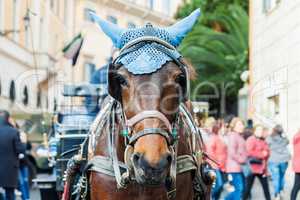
[125,110,175,145]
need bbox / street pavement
[14,169,297,200]
[219,169,295,200]
[16,188,40,200]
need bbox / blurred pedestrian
[9,119,31,200]
[246,119,253,129]
[0,110,25,200]
[243,125,271,200]
[18,131,31,200]
[266,124,291,200]
[262,127,270,139]
[291,128,300,200]
[201,117,216,146]
[224,115,235,134]
[206,123,227,200]
[243,119,254,140]
[224,117,247,200]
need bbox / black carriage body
[50,84,107,192]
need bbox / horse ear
[89,12,125,48]
[166,9,201,47]
[108,64,122,102]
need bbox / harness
[87,99,209,199]
[63,31,216,200]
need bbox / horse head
[90,9,200,186]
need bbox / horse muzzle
[131,153,172,186]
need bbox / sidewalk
[252,169,294,200]
[220,169,295,200]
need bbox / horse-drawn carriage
[62,9,215,200]
[34,84,106,200]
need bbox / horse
[63,9,214,200]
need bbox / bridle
[109,35,190,145]
[108,36,189,195]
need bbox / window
[0,0,4,31]
[50,0,59,15]
[162,0,170,16]
[84,62,96,82]
[12,0,19,41]
[127,22,136,29]
[64,0,69,25]
[25,26,30,48]
[9,80,16,102]
[107,15,117,24]
[50,0,55,10]
[39,18,44,49]
[263,0,280,13]
[22,86,29,105]
[148,0,154,10]
[37,89,41,108]
[84,8,96,22]
[56,0,60,16]
[46,97,48,109]
[268,95,280,116]
[53,98,57,111]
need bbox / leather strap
[88,155,196,176]
[88,155,127,176]
[129,128,172,145]
[126,110,172,132]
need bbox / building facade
[249,0,300,137]
[0,0,74,116]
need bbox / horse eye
[116,74,128,86]
[175,74,185,84]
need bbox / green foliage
[176,1,249,115]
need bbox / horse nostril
[132,153,141,164]
[166,154,173,164]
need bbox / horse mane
[180,58,197,81]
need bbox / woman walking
[266,125,291,200]
[291,129,300,200]
[224,117,247,200]
[243,125,271,200]
[206,122,228,200]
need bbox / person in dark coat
[0,110,25,200]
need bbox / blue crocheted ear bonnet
[90,9,200,75]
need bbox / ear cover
[166,9,201,47]
[108,63,122,102]
[89,12,125,48]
